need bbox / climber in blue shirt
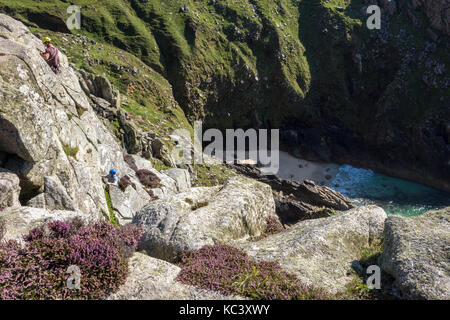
[103,169,119,187]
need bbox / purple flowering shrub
[263,216,285,236]
[119,174,135,191]
[136,169,161,188]
[175,244,329,300]
[251,216,285,242]
[0,219,141,300]
[123,152,138,172]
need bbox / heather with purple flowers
[136,169,161,188]
[48,221,71,237]
[175,244,330,300]
[0,219,142,300]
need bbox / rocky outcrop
[125,154,178,200]
[231,164,354,224]
[0,14,142,218]
[0,206,94,244]
[41,176,76,211]
[0,170,21,208]
[108,184,151,223]
[108,252,241,300]
[108,154,184,223]
[380,207,450,300]
[236,205,387,294]
[78,69,120,109]
[133,176,277,260]
[162,168,191,192]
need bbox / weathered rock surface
[42,176,76,211]
[124,154,178,200]
[0,170,21,208]
[236,205,387,294]
[109,184,151,222]
[0,14,140,218]
[131,154,153,171]
[231,164,354,224]
[133,176,277,260]
[107,252,240,300]
[147,168,178,200]
[0,206,94,244]
[380,207,450,300]
[162,168,191,192]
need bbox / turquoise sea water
[329,165,450,217]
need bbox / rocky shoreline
[229,163,354,224]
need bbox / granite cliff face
[0,14,133,217]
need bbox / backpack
[45,47,61,72]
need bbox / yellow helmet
[42,36,51,44]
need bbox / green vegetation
[28,26,192,139]
[337,239,395,300]
[342,274,375,300]
[314,207,338,217]
[104,188,119,226]
[61,141,79,159]
[149,157,171,172]
[190,201,209,211]
[360,239,383,263]
[192,164,236,187]
[1,0,445,132]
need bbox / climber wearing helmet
[39,36,61,74]
[103,169,119,187]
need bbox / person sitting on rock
[103,169,119,187]
[39,37,61,74]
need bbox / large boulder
[133,176,277,260]
[0,14,139,218]
[108,184,151,222]
[380,207,450,300]
[0,170,21,208]
[0,206,94,244]
[107,252,240,300]
[236,205,387,294]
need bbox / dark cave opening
[0,118,42,205]
[0,151,41,205]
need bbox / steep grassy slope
[0,0,351,127]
